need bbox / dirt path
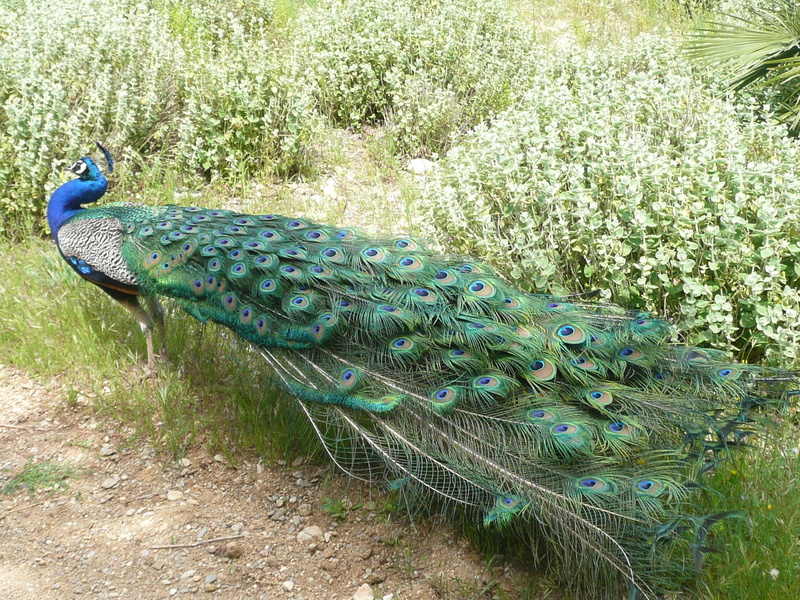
[0,365,524,600]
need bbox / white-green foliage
[421,37,800,363]
[292,0,535,156]
[0,0,318,233]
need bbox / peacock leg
[146,297,168,362]
[111,293,158,370]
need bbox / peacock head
[66,157,102,181]
[66,142,115,181]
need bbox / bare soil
[0,365,526,600]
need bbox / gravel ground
[0,364,528,600]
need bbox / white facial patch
[70,160,88,175]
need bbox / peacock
[47,143,795,599]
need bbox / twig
[0,423,62,432]
[150,534,244,550]
[0,499,49,518]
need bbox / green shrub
[292,0,535,156]
[0,0,318,236]
[421,37,800,364]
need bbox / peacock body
[47,146,794,599]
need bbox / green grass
[2,460,78,496]
[698,424,800,599]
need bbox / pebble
[100,444,116,457]
[298,503,312,517]
[204,584,217,593]
[296,525,324,543]
[282,580,294,591]
[101,476,120,490]
[166,490,184,501]
[213,454,226,463]
[226,541,244,559]
[352,583,374,600]
[204,575,217,584]
[359,547,373,560]
[270,508,287,521]
[180,458,191,467]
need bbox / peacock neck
[47,176,108,239]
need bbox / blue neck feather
[47,158,108,240]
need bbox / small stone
[226,541,243,559]
[187,498,199,506]
[265,557,280,568]
[270,508,287,521]
[180,458,191,467]
[204,574,217,585]
[359,547,373,560]
[100,445,115,456]
[101,476,120,490]
[298,503,312,517]
[203,584,217,593]
[352,583,374,600]
[213,454,226,463]
[296,525,324,543]
[125,509,135,517]
[231,522,243,534]
[166,490,184,501]
[282,580,294,591]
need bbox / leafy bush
[421,37,800,364]
[0,0,318,236]
[292,0,535,156]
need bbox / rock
[298,503,312,516]
[407,158,436,175]
[352,583,374,600]
[270,508,287,521]
[204,574,217,585]
[213,454,226,463]
[101,476,120,490]
[203,584,217,593]
[226,541,243,559]
[282,580,295,591]
[180,458,191,467]
[359,547,373,560]
[100,444,116,456]
[296,525,324,543]
[166,490,184,501]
